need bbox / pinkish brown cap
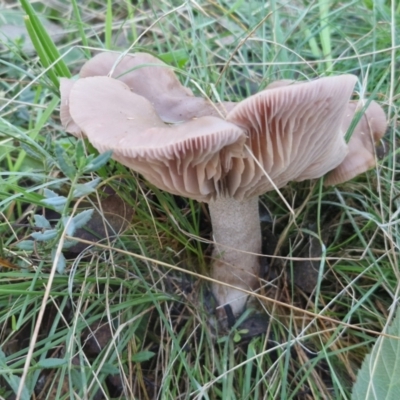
[60,55,359,203]
[324,100,387,185]
[225,74,357,199]
[78,51,235,122]
[59,78,82,137]
[61,76,246,201]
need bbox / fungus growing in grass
[60,52,386,317]
[63,51,236,124]
[324,101,387,185]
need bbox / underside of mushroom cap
[225,75,358,199]
[78,51,236,123]
[65,76,246,202]
[324,100,387,185]
[61,71,362,202]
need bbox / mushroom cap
[225,74,357,198]
[60,55,359,202]
[63,76,246,201]
[60,78,82,137]
[324,100,387,186]
[78,51,235,122]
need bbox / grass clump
[0,0,398,399]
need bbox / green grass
[0,0,398,399]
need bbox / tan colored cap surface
[66,76,246,201]
[79,52,235,122]
[61,54,364,202]
[324,100,387,185]
[59,78,83,137]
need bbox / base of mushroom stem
[212,282,252,318]
[211,292,271,340]
[209,261,261,321]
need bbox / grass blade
[23,16,59,88]
[19,0,71,80]
[71,0,90,58]
[105,0,113,49]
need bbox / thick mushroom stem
[208,196,261,316]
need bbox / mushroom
[258,81,388,187]
[67,51,236,123]
[324,100,387,185]
[59,52,385,317]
